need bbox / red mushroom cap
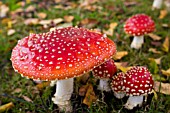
[111,72,124,92]
[123,66,154,96]
[11,27,116,81]
[124,14,155,36]
[92,59,117,79]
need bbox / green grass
[0,0,170,112]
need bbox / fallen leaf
[64,15,74,22]
[159,10,168,19]
[22,96,33,103]
[154,81,170,95]
[52,18,63,24]
[149,59,159,74]
[114,62,131,73]
[80,18,98,28]
[24,18,39,25]
[103,22,118,36]
[37,12,47,19]
[113,51,128,60]
[0,4,9,18]
[0,102,14,112]
[148,57,162,65]
[162,37,169,52]
[7,29,16,36]
[12,88,22,94]
[83,84,97,107]
[148,33,162,41]
[161,68,170,76]
[76,73,90,84]
[79,84,89,96]
[148,48,161,54]
[25,5,35,12]
[36,81,50,90]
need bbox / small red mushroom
[111,72,126,99]
[92,59,117,92]
[11,27,116,112]
[123,66,154,109]
[124,14,155,49]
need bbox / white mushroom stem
[152,0,163,9]
[52,78,73,112]
[113,92,125,99]
[130,35,144,49]
[124,95,144,110]
[98,79,111,92]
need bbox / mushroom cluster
[124,14,155,49]
[92,59,117,92]
[11,27,116,112]
[111,66,154,109]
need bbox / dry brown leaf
[12,88,22,94]
[114,62,131,73]
[154,81,170,95]
[162,37,169,52]
[0,102,14,112]
[36,81,50,90]
[22,96,33,103]
[113,51,128,60]
[148,33,162,41]
[148,48,161,54]
[24,18,39,25]
[161,68,170,76]
[159,10,168,19]
[83,84,97,107]
[64,15,74,22]
[37,12,47,19]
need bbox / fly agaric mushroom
[11,27,116,112]
[124,14,155,49]
[123,66,154,109]
[92,59,117,92]
[111,72,126,99]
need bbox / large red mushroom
[11,27,116,112]
[123,66,154,109]
[124,14,155,49]
[92,59,117,92]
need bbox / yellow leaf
[152,89,158,100]
[0,102,14,112]
[148,57,162,65]
[159,10,168,19]
[148,33,162,41]
[113,51,128,60]
[149,48,161,54]
[161,68,170,76]
[114,62,131,73]
[162,37,169,52]
[36,81,50,90]
[83,84,97,107]
[154,81,170,95]
[103,22,118,36]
